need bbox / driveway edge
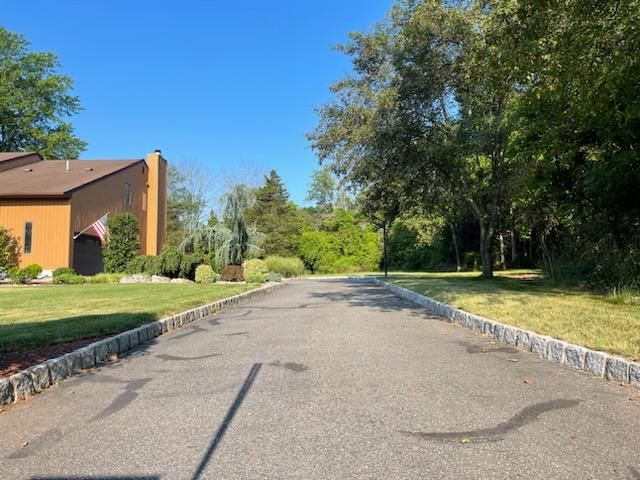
[374,278,640,388]
[0,282,286,406]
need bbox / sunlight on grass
[0,283,255,352]
[386,270,640,361]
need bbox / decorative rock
[28,364,51,392]
[629,363,640,388]
[564,345,587,370]
[119,274,152,284]
[530,335,548,357]
[483,321,496,336]
[80,345,96,369]
[10,372,35,401]
[46,356,68,384]
[605,357,630,383]
[64,351,82,375]
[493,324,505,343]
[546,339,566,363]
[0,378,14,406]
[585,350,608,377]
[170,278,195,284]
[151,275,171,283]
[106,337,119,356]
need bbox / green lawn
[386,270,640,361]
[0,283,255,353]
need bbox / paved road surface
[1,279,639,479]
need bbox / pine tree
[245,170,299,256]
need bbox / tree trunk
[479,219,493,278]
[383,221,389,278]
[450,223,462,272]
[510,229,517,264]
[499,232,507,270]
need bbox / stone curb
[0,282,286,407]
[373,278,640,388]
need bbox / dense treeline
[309,0,640,289]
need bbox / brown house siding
[0,199,71,269]
[70,162,148,256]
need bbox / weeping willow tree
[179,185,263,270]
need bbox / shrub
[53,267,75,278]
[195,264,215,284]
[265,256,305,277]
[126,255,161,275]
[0,226,20,273]
[158,245,183,278]
[52,273,86,284]
[85,273,125,284]
[221,265,244,282]
[10,264,42,283]
[245,273,266,283]
[267,271,282,282]
[103,213,140,273]
[243,258,268,282]
[180,252,209,280]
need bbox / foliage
[299,210,381,273]
[243,258,268,283]
[179,252,209,280]
[103,213,140,273]
[267,272,282,283]
[221,265,244,282]
[52,267,75,278]
[245,273,266,284]
[10,264,42,284]
[158,245,182,278]
[306,165,336,209]
[126,255,161,276]
[0,226,20,273]
[84,273,125,284]
[0,27,86,158]
[52,273,86,284]
[195,264,215,284]
[244,170,299,257]
[166,164,208,247]
[264,256,305,278]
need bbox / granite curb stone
[374,278,639,388]
[0,282,285,406]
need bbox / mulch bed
[0,336,105,378]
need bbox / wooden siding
[144,152,168,255]
[0,199,71,269]
[70,162,148,255]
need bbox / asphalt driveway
[0,279,638,479]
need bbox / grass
[0,283,256,353]
[385,270,640,361]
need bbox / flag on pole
[90,213,109,243]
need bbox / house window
[24,222,33,254]
[124,183,132,207]
[142,191,147,211]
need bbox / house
[0,150,167,275]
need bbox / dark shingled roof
[0,152,37,162]
[0,158,144,198]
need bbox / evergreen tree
[103,213,140,273]
[246,170,299,256]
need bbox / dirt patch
[0,336,105,378]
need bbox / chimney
[145,150,168,256]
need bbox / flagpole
[72,211,110,240]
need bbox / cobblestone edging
[0,282,286,406]
[374,278,640,388]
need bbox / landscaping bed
[0,283,255,376]
[386,270,640,361]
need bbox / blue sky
[1,0,393,205]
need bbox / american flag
[91,213,109,243]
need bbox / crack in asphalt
[400,399,582,443]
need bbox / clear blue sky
[1,0,393,205]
